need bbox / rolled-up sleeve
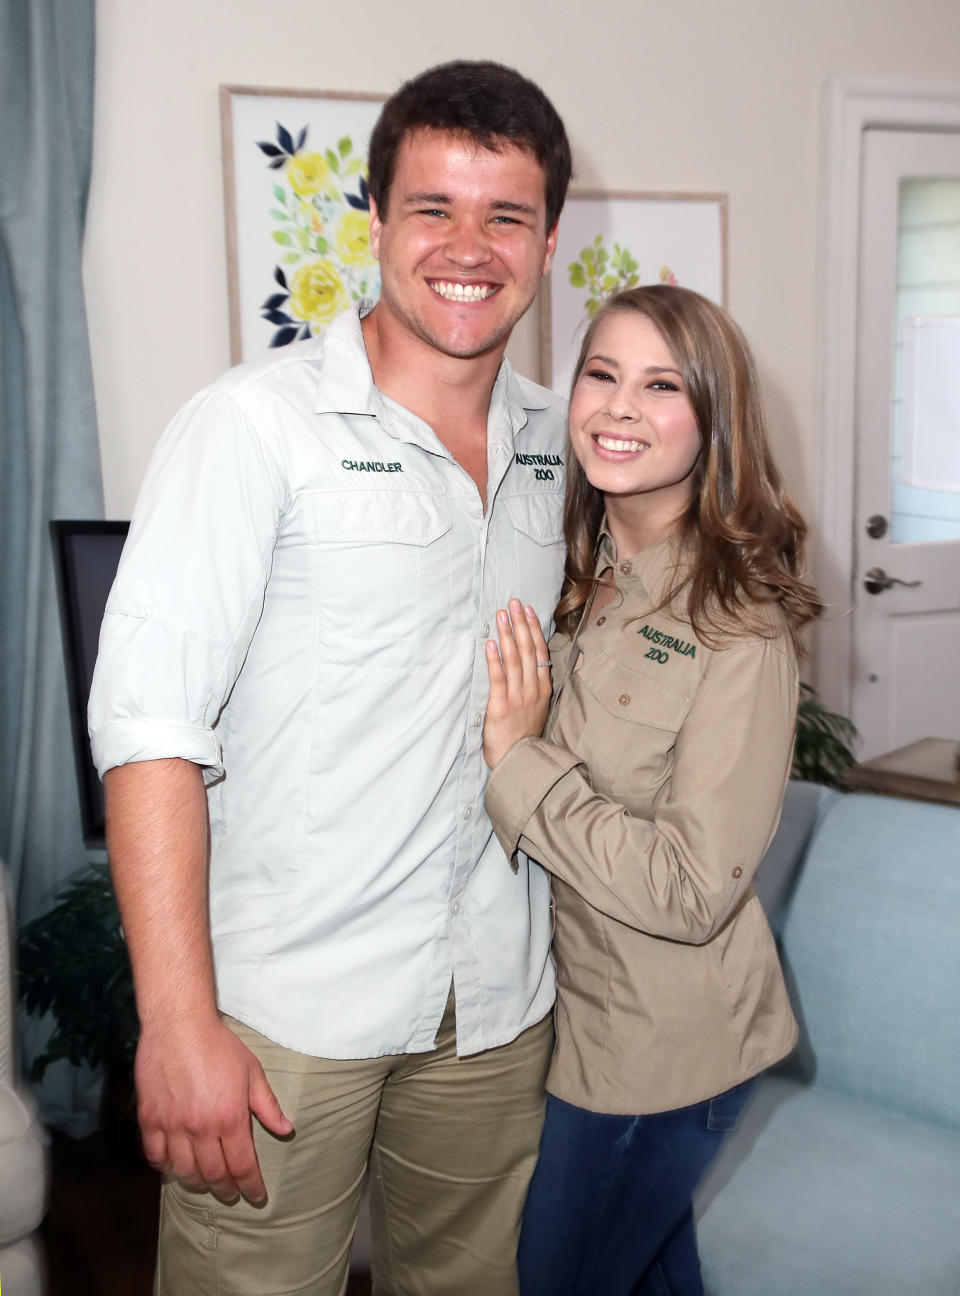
[88,389,289,778]
[485,634,797,943]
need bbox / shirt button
[473,712,483,727]
[481,624,491,638]
[732,866,743,879]
[619,561,632,575]
[618,693,630,706]
[450,899,461,916]
[463,806,473,820]
[596,615,607,626]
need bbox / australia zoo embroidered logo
[637,623,697,665]
[515,452,563,482]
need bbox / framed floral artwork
[221,86,386,362]
[541,191,727,394]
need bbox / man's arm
[105,758,292,1204]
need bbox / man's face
[369,129,558,361]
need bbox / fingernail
[498,609,508,623]
[524,605,537,618]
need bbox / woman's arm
[485,634,798,944]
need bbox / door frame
[816,74,960,721]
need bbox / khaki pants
[155,996,552,1296]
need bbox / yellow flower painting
[289,260,348,324]
[335,210,375,267]
[254,119,381,347]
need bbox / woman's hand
[483,599,553,769]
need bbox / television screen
[50,521,130,849]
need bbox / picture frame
[221,86,386,363]
[541,190,728,394]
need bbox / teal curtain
[1,0,103,1131]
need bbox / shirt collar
[595,519,693,606]
[312,305,550,447]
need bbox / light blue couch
[694,781,960,1296]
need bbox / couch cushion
[778,792,960,1130]
[753,781,836,934]
[695,1074,960,1296]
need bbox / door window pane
[890,178,960,544]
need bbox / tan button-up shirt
[485,532,799,1114]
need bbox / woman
[482,285,822,1296]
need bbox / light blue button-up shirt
[89,308,566,1059]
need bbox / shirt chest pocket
[574,649,695,799]
[498,493,565,614]
[304,489,454,669]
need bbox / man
[89,61,571,1296]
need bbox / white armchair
[0,867,48,1295]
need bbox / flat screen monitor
[50,520,130,850]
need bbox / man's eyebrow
[402,191,453,206]
[490,200,538,217]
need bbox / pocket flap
[503,493,564,546]
[578,648,693,732]
[307,490,453,546]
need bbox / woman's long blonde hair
[554,285,822,650]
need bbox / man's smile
[428,280,499,302]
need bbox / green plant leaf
[317,237,328,254]
[569,263,586,288]
[325,147,340,174]
[269,209,286,222]
[283,251,301,263]
[272,231,292,246]
[338,136,352,158]
[273,184,287,204]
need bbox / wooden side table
[845,737,960,807]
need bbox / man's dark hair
[367,61,572,230]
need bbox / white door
[852,128,960,758]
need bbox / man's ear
[542,219,559,276]
[369,199,383,261]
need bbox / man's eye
[419,208,448,218]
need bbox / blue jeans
[518,1081,757,1296]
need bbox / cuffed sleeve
[486,635,797,943]
[485,737,585,870]
[88,387,289,776]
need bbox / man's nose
[443,217,492,267]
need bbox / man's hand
[483,599,553,769]
[137,1013,292,1205]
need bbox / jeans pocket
[706,1077,758,1133]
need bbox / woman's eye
[650,380,680,392]
[585,368,614,382]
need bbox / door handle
[863,566,923,595]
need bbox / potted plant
[792,683,858,789]
[17,862,140,1153]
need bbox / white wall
[86,0,960,525]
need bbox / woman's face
[569,310,702,523]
